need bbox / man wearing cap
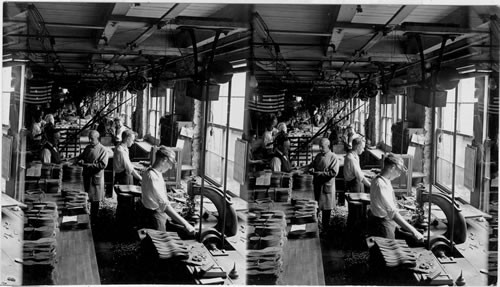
[141,146,196,234]
[344,137,371,193]
[113,129,142,185]
[76,130,109,223]
[308,137,340,232]
[368,153,424,241]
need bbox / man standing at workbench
[308,138,340,233]
[141,146,196,235]
[76,130,109,224]
[344,137,371,193]
[113,129,142,185]
[368,153,424,241]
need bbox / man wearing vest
[270,134,292,172]
[40,129,61,164]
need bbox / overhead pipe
[221,79,233,251]
[426,35,449,250]
[450,86,459,253]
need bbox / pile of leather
[247,209,287,284]
[62,190,88,216]
[62,164,83,184]
[248,172,292,202]
[142,229,190,260]
[40,163,62,179]
[247,188,291,202]
[23,202,59,285]
[25,178,61,194]
[291,198,318,224]
[369,237,417,268]
[292,173,313,192]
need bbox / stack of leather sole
[292,174,313,191]
[371,237,417,268]
[62,164,83,184]
[41,163,62,179]
[247,209,287,284]
[23,200,59,285]
[270,172,292,188]
[23,237,58,285]
[291,198,318,224]
[143,229,190,260]
[62,190,88,215]
[247,246,283,285]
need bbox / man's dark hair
[384,153,407,172]
[352,137,364,149]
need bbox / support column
[135,89,147,138]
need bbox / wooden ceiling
[3,3,499,95]
[3,2,251,88]
[252,4,499,95]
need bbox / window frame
[433,76,486,204]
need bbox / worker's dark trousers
[90,201,100,224]
[322,209,331,231]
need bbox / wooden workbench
[1,203,24,286]
[277,189,326,285]
[54,215,101,285]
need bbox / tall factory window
[148,87,172,139]
[380,95,404,149]
[435,77,483,203]
[353,98,369,137]
[205,72,246,196]
[2,66,13,126]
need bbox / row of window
[349,76,489,203]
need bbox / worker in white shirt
[342,125,359,150]
[344,137,371,193]
[367,153,424,241]
[113,129,142,185]
[113,117,128,145]
[141,146,195,234]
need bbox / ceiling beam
[8,33,92,39]
[162,16,248,31]
[5,47,189,57]
[126,3,189,50]
[97,3,132,48]
[325,5,356,57]
[339,5,417,72]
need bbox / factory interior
[1,2,499,286]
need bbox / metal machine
[417,188,468,255]
[187,179,238,239]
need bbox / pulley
[435,67,460,90]
[209,60,234,84]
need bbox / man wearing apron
[77,130,109,223]
[367,154,423,241]
[141,146,195,234]
[113,129,142,185]
[309,138,340,232]
[344,137,371,193]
